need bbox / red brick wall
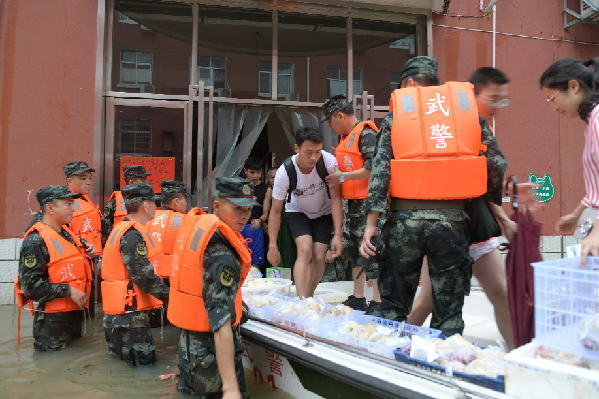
[0,0,98,237]
[434,0,599,234]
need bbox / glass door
[104,97,191,203]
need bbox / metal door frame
[104,97,191,203]
[192,81,215,208]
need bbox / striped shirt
[581,104,599,209]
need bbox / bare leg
[309,242,328,297]
[473,249,515,350]
[407,258,433,326]
[353,267,366,298]
[293,235,314,298]
[370,279,381,302]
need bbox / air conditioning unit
[282,93,299,101]
[581,0,599,19]
[141,84,155,93]
[214,88,231,97]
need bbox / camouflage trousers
[33,310,83,351]
[345,199,385,279]
[321,200,386,282]
[379,211,472,337]
[177,329,249,398]
[103,311,156,366]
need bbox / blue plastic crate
[394,350,505,392]
[317,314,442,359]
[532,256,599,360]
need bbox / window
[120,119,151,154]
[327,67,362,97]
[259,61,294,98]
[390,72,402,91]
[162,131,174,155]
[389,36,416,55]
[119,13,138,24]
[198,56,226,89]
[120,50,153,85]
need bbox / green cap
[161,180,188,194]
[215,177,260,207]
[36,185,81,206]
[121,183,162,202]
[123,165,151,179]
[400,56,439,83]
[63,161,95,177]
[322,95,353,122]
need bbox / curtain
[222,105,273,177]
[274,107,335,152]
[214,104,247,175]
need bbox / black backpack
[283,156,330,203]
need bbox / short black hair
[124,197,144,213]
[402,73,440,88]
[469,67,510,95]
[125,177,145,185]
[243,157,262,171]
[295,127,322,147]
[162,192,186,206]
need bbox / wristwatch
[339,172,346,183]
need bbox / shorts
[469,237,499,262]
[285,212,333,244]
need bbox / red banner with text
[119,156,175,193]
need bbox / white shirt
[272,151,338,219]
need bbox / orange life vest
[101,220,163,315]
[168,213,251,332]
[388,81,487,200]
[15,222,92,314]
[70,194,102,256]
[108,191,128,225]
[145,209,185,278]
[335,121,379,199]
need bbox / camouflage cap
[322,95,353,122]
[123,165,151,179]
[400,56,439,83]
[121,183,162,202]
[215,176,260,207]
[161,180,188,194]
[63,161,95,177]
[36,185,82,206]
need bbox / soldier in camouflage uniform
[101,165,151,242]
[18,185,89,351]
[172,177,257,398]
[102,184,169,366]
[360,56,508,337]
[323,95,383,314]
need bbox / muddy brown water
[0,305,294,399]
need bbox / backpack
[283,156,330,204]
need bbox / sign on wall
[119,156,175,193]
[529,173,555,203]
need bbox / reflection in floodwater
[0,305,292,398]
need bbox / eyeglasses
[490,98,511,108]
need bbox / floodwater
[0,305,293,399]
